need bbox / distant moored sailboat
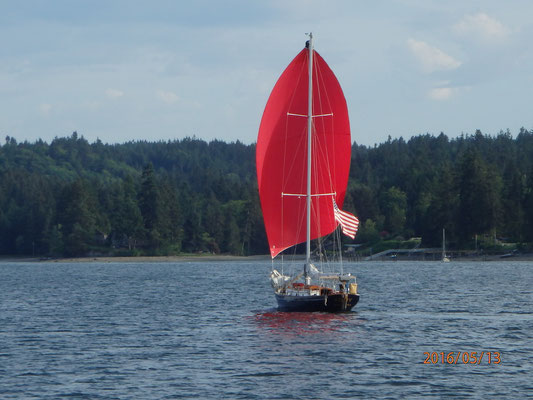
[442,228,450,262]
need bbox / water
[0,260,532,399]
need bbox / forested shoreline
[1,128,533,257]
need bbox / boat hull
[275,293,359,312]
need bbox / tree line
[1,128,533,257]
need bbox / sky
[1,0,532,147]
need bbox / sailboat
[442,228,450,262]
[256,34,360,312]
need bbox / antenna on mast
[305,32,313,48]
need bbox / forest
[1,128,533,257]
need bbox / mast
[305,33,314,277]
[442,228,445,258]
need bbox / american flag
[333,199,359,239]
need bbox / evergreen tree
[523,165,533,242]
[138,163,161,247]
[456,148,501,243]
[109,177,144,250]
[500,162,524,241]
[421,163,457,246]
[56,179,96,256]
[380,186,407,235]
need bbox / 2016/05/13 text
[423,352,501,365]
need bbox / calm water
[0,260,532,399]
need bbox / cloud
[39,103,52,116]
[105,88,124,99]
[428,87,456,101]
[407,39,462,73]
[157,90,179,104]
[453,13,509,42]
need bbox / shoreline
[1,254,533,263]
[0,254,273,263]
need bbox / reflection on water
[253,311,352,336]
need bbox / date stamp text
[423,351,501,365]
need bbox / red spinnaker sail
[256,47,352,258]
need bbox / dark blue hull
[275,293,359,312]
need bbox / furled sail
[256,47,352,258]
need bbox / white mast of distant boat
[442,228,450,262]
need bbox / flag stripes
[333,199,359,239]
